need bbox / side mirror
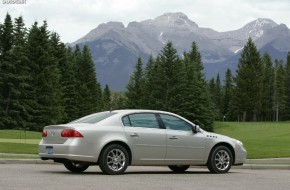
[192,125,200,133]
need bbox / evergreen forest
[1,14,290,132]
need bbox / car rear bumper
[38,139,101,163]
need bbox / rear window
[69,112,116,124]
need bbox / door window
[160,114,192,131]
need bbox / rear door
[122,113,166,164]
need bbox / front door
[159,114,206,164]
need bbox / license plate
[46,146,53,155]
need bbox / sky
[1,0,290,43]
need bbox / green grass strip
[0,142,38,154]
[0,139,40,144]
[0,130,41,139]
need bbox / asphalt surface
[1,154,290,170]
[0,164,289,190]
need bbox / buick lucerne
[39,110,247,175]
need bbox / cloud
[1,0,289,43]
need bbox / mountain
[70,12,290,90]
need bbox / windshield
[69,112,116,124]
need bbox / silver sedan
[38,110,247,175]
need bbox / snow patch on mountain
[234,47,243,54]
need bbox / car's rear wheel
[168,165,190,172]
[63,161,89,173]
[99,144,129,175]
[207,146,233,173]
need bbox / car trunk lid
[42,124,81,144]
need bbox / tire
[168,165,190,173]
[99,144,129,175]
[207,146,233,173]
[63,161,89,173]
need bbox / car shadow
[41,170,238,175]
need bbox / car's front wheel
[168,165,190,172]
[63,161,89,173]
[99,144,129,175]
[207,146,233,173]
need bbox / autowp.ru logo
[3,0,26,4]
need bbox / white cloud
[1,0,290,43]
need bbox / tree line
[1,14,290,132]
[0,14,110,131]
[124,39,290,126]
[124,42,214,131]
[209,38,290,122]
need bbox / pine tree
[0,15,33,130]
[208,78,216,102]
[260,52,274,121]
[273,59,286,121]
[7,16,33,130]
[111,91,126,110]
[96,82,103,112]
[0,15,32,129]
[282,52,290,120]
[215,74,223,120]
[232,38,262,121]
[223,69,234,121]
[75,45,102,116]
[60,47,80,121]
[143,55,159,109]
[72,45,83,118]
[0,21,3,128]
[102,84,111,111]
[208,77,219,120]
[50,32,71,123]
[125,57,144,108]
[182,42,213,131]
[0,13,14,129]
[26,21,63,130]
[0,13,13,56]
[154,42,187,114]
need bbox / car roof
[111,109,174,115]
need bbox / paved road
[0,164,289,190]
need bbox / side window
[160,114,192,131]
[122,116,131,126]
[128,113,159,129]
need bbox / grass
[0,130,41,139]
[0,142,38,154]
[0,130,41,155]
[214,122,290,159]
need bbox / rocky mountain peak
[142,12,198,30]
[241,18,278,39]
[253,18,277,27]
[97,21,125,30]
[72,22,125,45]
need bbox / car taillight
[42,130,47,137]
[61,129,83,138]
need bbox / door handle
[169,136,178,140]
[130,133,139,138]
